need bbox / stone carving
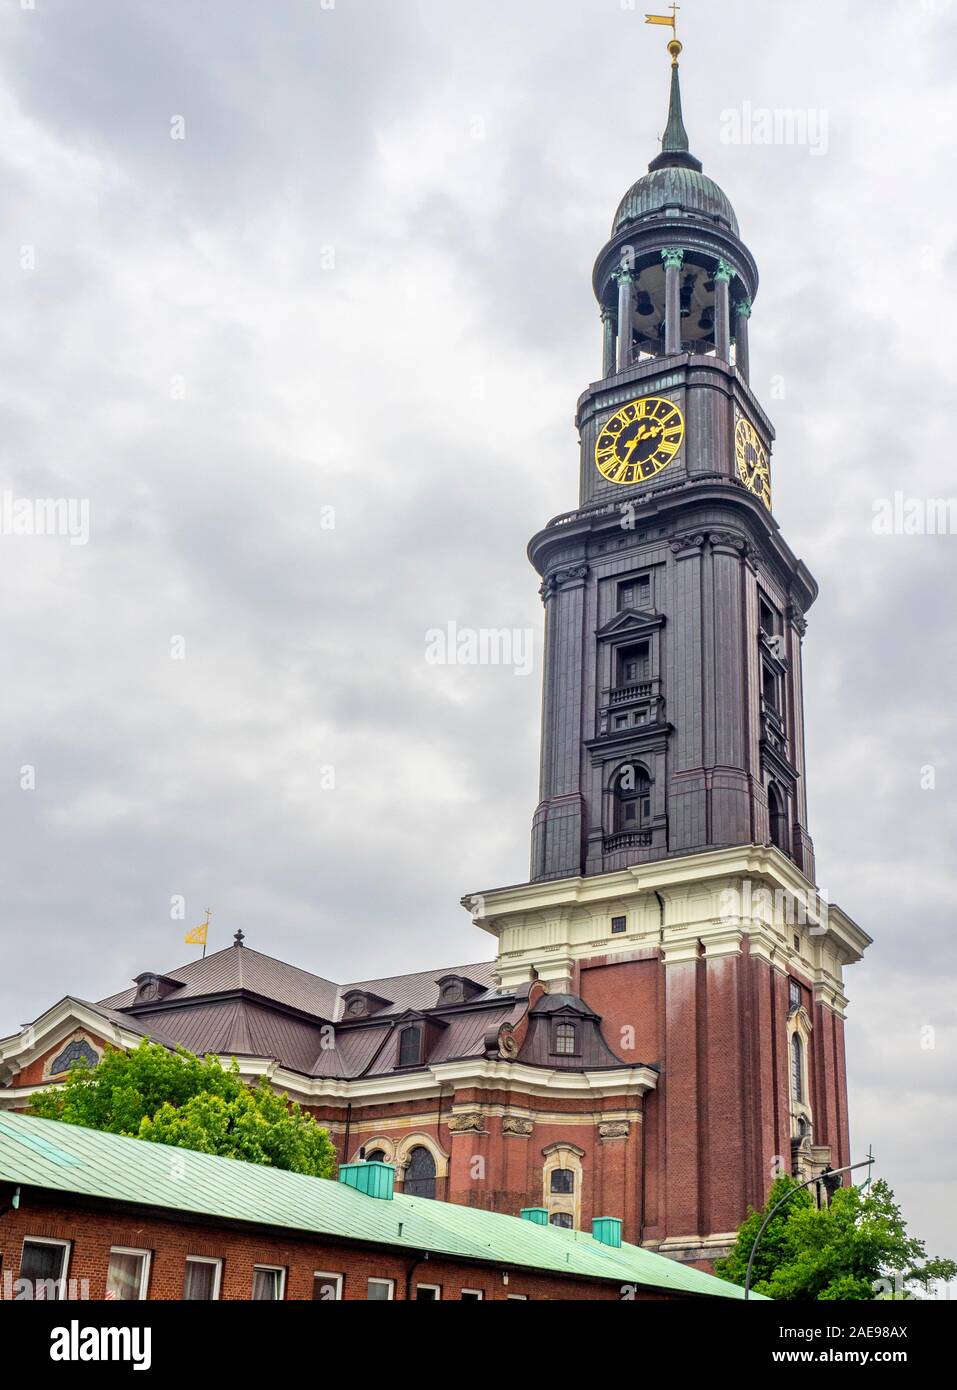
[660,247,685,270]
[448,1111,485,1135]
[599,1120,631,1141]
[669,532,706,556]
[502,1115,534,1137]
[540,564,590,602]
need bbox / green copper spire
[648,41,703,174]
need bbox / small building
[0,1112,759,1301]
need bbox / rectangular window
[611,915,627,934]
[183,1256,222,1301]
[619,576,651,611]
[415,1284,441,1300]
[460,1289,484,1300]
[252,1266,286,1301]
[398,1027,422,1067]
[506,1294,529,1300]
[367,1278,395,1301]
[106,1247,151,1301]
[762,663,778,711]
[759,596,778,636]
[19,1238,70,1300]
[789,978,801,1012]
[618,642,650,686]
[313,1272,343,1301]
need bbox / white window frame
[107,1246,152,1301]
[415,1283,441,1300]
[20,1236,71,1300]
[506,1294,529,1300]
[460,1288,484,1300]
[313,1270,343,1301]
[252,1264,286,1300]
[184,1255,223,1301]
[367,1277,395,1301]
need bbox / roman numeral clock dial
[734,415,772,510]
[594,395,685,486]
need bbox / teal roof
[0,1111,762,1299]
[613,165,739,237]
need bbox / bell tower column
[662,248,684,354]
[735,298,752,380]
[714,259,733,362]
[616,268,635,371]
[601,304,618,379]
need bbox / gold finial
[646,5,682,62]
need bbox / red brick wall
[0,1194,682,1301]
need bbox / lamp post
[744,1156,876,1299]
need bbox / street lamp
[744,1156,876,1299]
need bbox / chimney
[338,1160,394,1201]
[592,1216,622,1248]
[519,1207,550,1226]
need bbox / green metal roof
[0,1111,762,1299]
[613,165,739,237]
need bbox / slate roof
[0,1111,761,1299]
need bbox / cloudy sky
[1,0,955,1261]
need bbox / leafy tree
[30,1040,336,1178]
[716,1175,957,1300]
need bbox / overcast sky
[0,0,955,1264]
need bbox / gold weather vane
[646,4,683,62]
[184,908,212,958]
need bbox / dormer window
[435,974,484,1006]
[552,1022,578,1057]
[131,973,181,1006]
[398,1026,422,1068]
[341,989,392,1020]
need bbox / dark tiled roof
[337,962,499,1018]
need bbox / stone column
[615,270,635,371]
[661,248,684,355]
[735,297,752,380]
[714,259,734,363]
[601,304,618,379]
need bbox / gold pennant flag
[184,923,208,947]
[645,7,678,31]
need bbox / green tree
[716,1176,957,1301]
[30,1040,336,1178]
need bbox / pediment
[596,608,665,640]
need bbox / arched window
[791,1033,804,1103]
[769,782,788,853]
[549,1212,574,1229]
[364,1149,386,1164]
[405,1146,436,1200]
[616,764,651,832]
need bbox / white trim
[252,1264,286,1300]
[106,1246,152,1301]
[184,1255,222,1301]
[20,1236,71,1300]
[367,1277,395,1301]
[313,1271,343,1301]
[415,1283,442,1300]
[460,1288,484,1300]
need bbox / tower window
[617,764,652,830]
[611,915,627,935]
[552,1022,578,1056]
[788,978,801,1013]
[619,576,651,611]
[768,782,789,854]
[550,1168,575,1195]
[759,596,778,636]
[549,1212,574,1229]
[404,1146,437,1200]
[398,1026,422,1068]
[762,662,779,712]
[618,642,650,687]
[791,1033,804,1103]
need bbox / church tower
[470,32,871,1265]
[530,34,814,885]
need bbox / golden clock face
[735,416,772,510]
[594,396,684,487]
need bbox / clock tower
[470,34,870,1266]
[529,35,814,885]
